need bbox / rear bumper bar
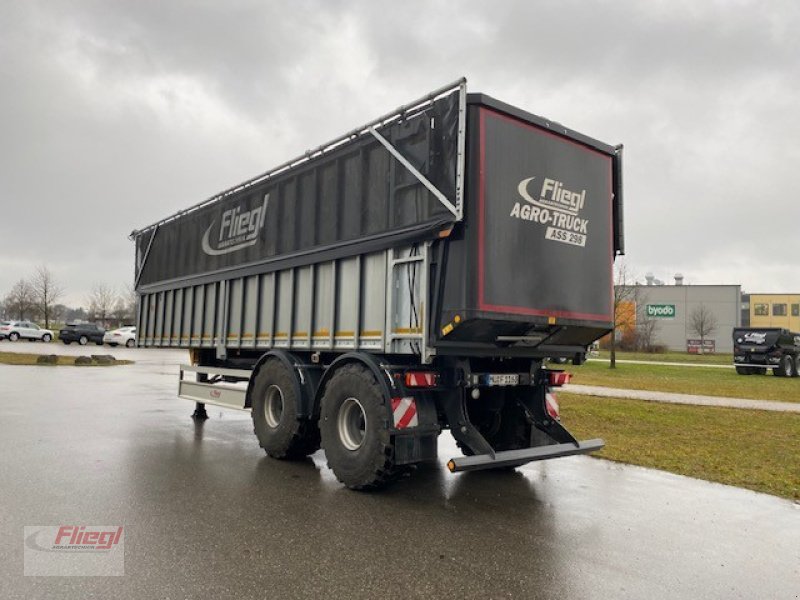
[446,438,605,473]
[733,362,777,368]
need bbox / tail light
[547,371,571,387]
[545,391,560,420]
[404,371,438,388]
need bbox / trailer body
[733,327,800,377]
[132,79,624,488]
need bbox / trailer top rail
[130,77,468,239]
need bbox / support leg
[441,389,495,458]
[192,402,209,421]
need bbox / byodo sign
[646,304,676,318]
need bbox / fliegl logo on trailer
[202,194,269,256]
[510,177,589,247]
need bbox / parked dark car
[59,323,105,346]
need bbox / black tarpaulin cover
[135,90,460,290]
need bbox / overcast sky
[1,0,798,306]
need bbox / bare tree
[636,317,660,352]
[611,260,640,368]
[31,265,64,328]
[88,284,117,326]
[689,304,718,353]
[4,279,36,320]
[123,283,138,324]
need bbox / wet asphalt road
[0,343,798,599]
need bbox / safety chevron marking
[391,397,418,429]
[406,372,436,387]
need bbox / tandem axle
[178,351,603,489]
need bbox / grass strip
[570,360,800,403]
[560,392,800,500]
[0,351,132,367]
[595,350,733,365]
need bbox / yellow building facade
[749,294,800,330]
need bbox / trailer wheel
[773,355,793,377]
[251,359,320,459]
[457,389,531,458]
[319,363,397,490]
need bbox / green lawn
[560,393,800,500]
[0,351,132,367]
[570,360,800,403]
[595,349,733,365]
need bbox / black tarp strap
[368,127,460,219]
[134,225,159,290]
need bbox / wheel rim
[784,357,792,377]
[264,385,284,428]
[80,336,87,345]
[338,397,367,451]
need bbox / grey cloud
[0,0,798,305]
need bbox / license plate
[486,373,519,386]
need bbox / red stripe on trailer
[391,397,418,429]
[405,372,437,387]
[548,371,570,386]
[545,392,560,420]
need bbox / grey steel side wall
[137,244,428,358]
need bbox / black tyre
[8,332,19,342]
[78,335,88,346]
[773,355,793,377]
[735,366,752,375]
[457,388,531,457]
[319,363,397,490]
[125,339,135,348]
[251,359,320,459]
[42,334,52,343]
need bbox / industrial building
[741,293,800,331]
[616,275,741,353]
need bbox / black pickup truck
[732,328,800,377]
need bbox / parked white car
[0,320,54,342]
[103,326,137,348]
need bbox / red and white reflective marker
[545,392,560,420]
[391,397,418,429]
[404,372,437,387]
[547,371,571,386]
